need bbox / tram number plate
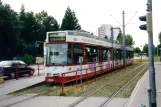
[48,79,54,82]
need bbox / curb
[124,70,148,107]
[7,81,45,95]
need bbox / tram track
[73,63,146,97]
[98,67,147,107]
[67,63,148,107]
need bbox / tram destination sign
[49,32,66,42]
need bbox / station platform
[125,62,161,107]
[0,65,45,96]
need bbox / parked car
[0,60,35,79]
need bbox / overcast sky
[2,0,161,49]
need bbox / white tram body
[44,30,134,83]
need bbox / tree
[143,43,148,56]
[116,34,135,46]
[134,47,141,53]
[61,6,81,30]
[158,32,161,44]
[126,34,135,46]
[156,44,161,56]
[116,34,122,44]
[0,4,20,60]
[35,11,59,41]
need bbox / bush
[15,54,35,64]
[59,91,66,96]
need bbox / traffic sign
[36,57,42,64]
[0,77,4,83]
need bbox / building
[98,24,120,41]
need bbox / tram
[44,30,134,83]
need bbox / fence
[1,66,31,80]
[29,64,45,76]
[61,64,113,92]
[60,60,134,92]
[0,64,45,82]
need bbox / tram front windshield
[47,43,71,65]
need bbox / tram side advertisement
[49,32,66,42]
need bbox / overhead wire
[109,13,122,27]
[125,11,138,26]
[109,11,138,27]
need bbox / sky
[2,0,161,49]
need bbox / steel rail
[99,66,147,107]
[67,63,147,107]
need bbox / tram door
[98,46,103,64]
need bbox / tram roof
[46,30,133,51]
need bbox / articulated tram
[44,30,134,83]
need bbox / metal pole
[122,10,126,68]
[160,49,161,62]
[147,0,157,106]
[80,59,82,84]
[111,27,114,70]
[141,53,142,62]
[157,42,158,58]
[38,63,39,76]
[147,87,152,107]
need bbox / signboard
[49,32,66,42]
[36,57,43,64]
[0,77,4,83]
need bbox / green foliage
[142,44,156,56]
[16,54,35,64]
[116,34,122,44]
[134,47,141,53]
[143,44,148,56]
[156,44,161,56]
[116,34,135,46]
[126,34,135,46]
[59,91,66,96]
[158,32,161,44]
[0,4,20,60]
[61,6,81,30]
[0,4,81,61]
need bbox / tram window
[85,45,98,63]
[121,50,123,60]
[67,44,72,64]
[118,49,121,60]
[114,49,116,60]
[73,44,83,64]
[114,49,119,60]
[126,50,130,59]
[129,51,133,58]
[48,43,72,65]
[103,48,110,61]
